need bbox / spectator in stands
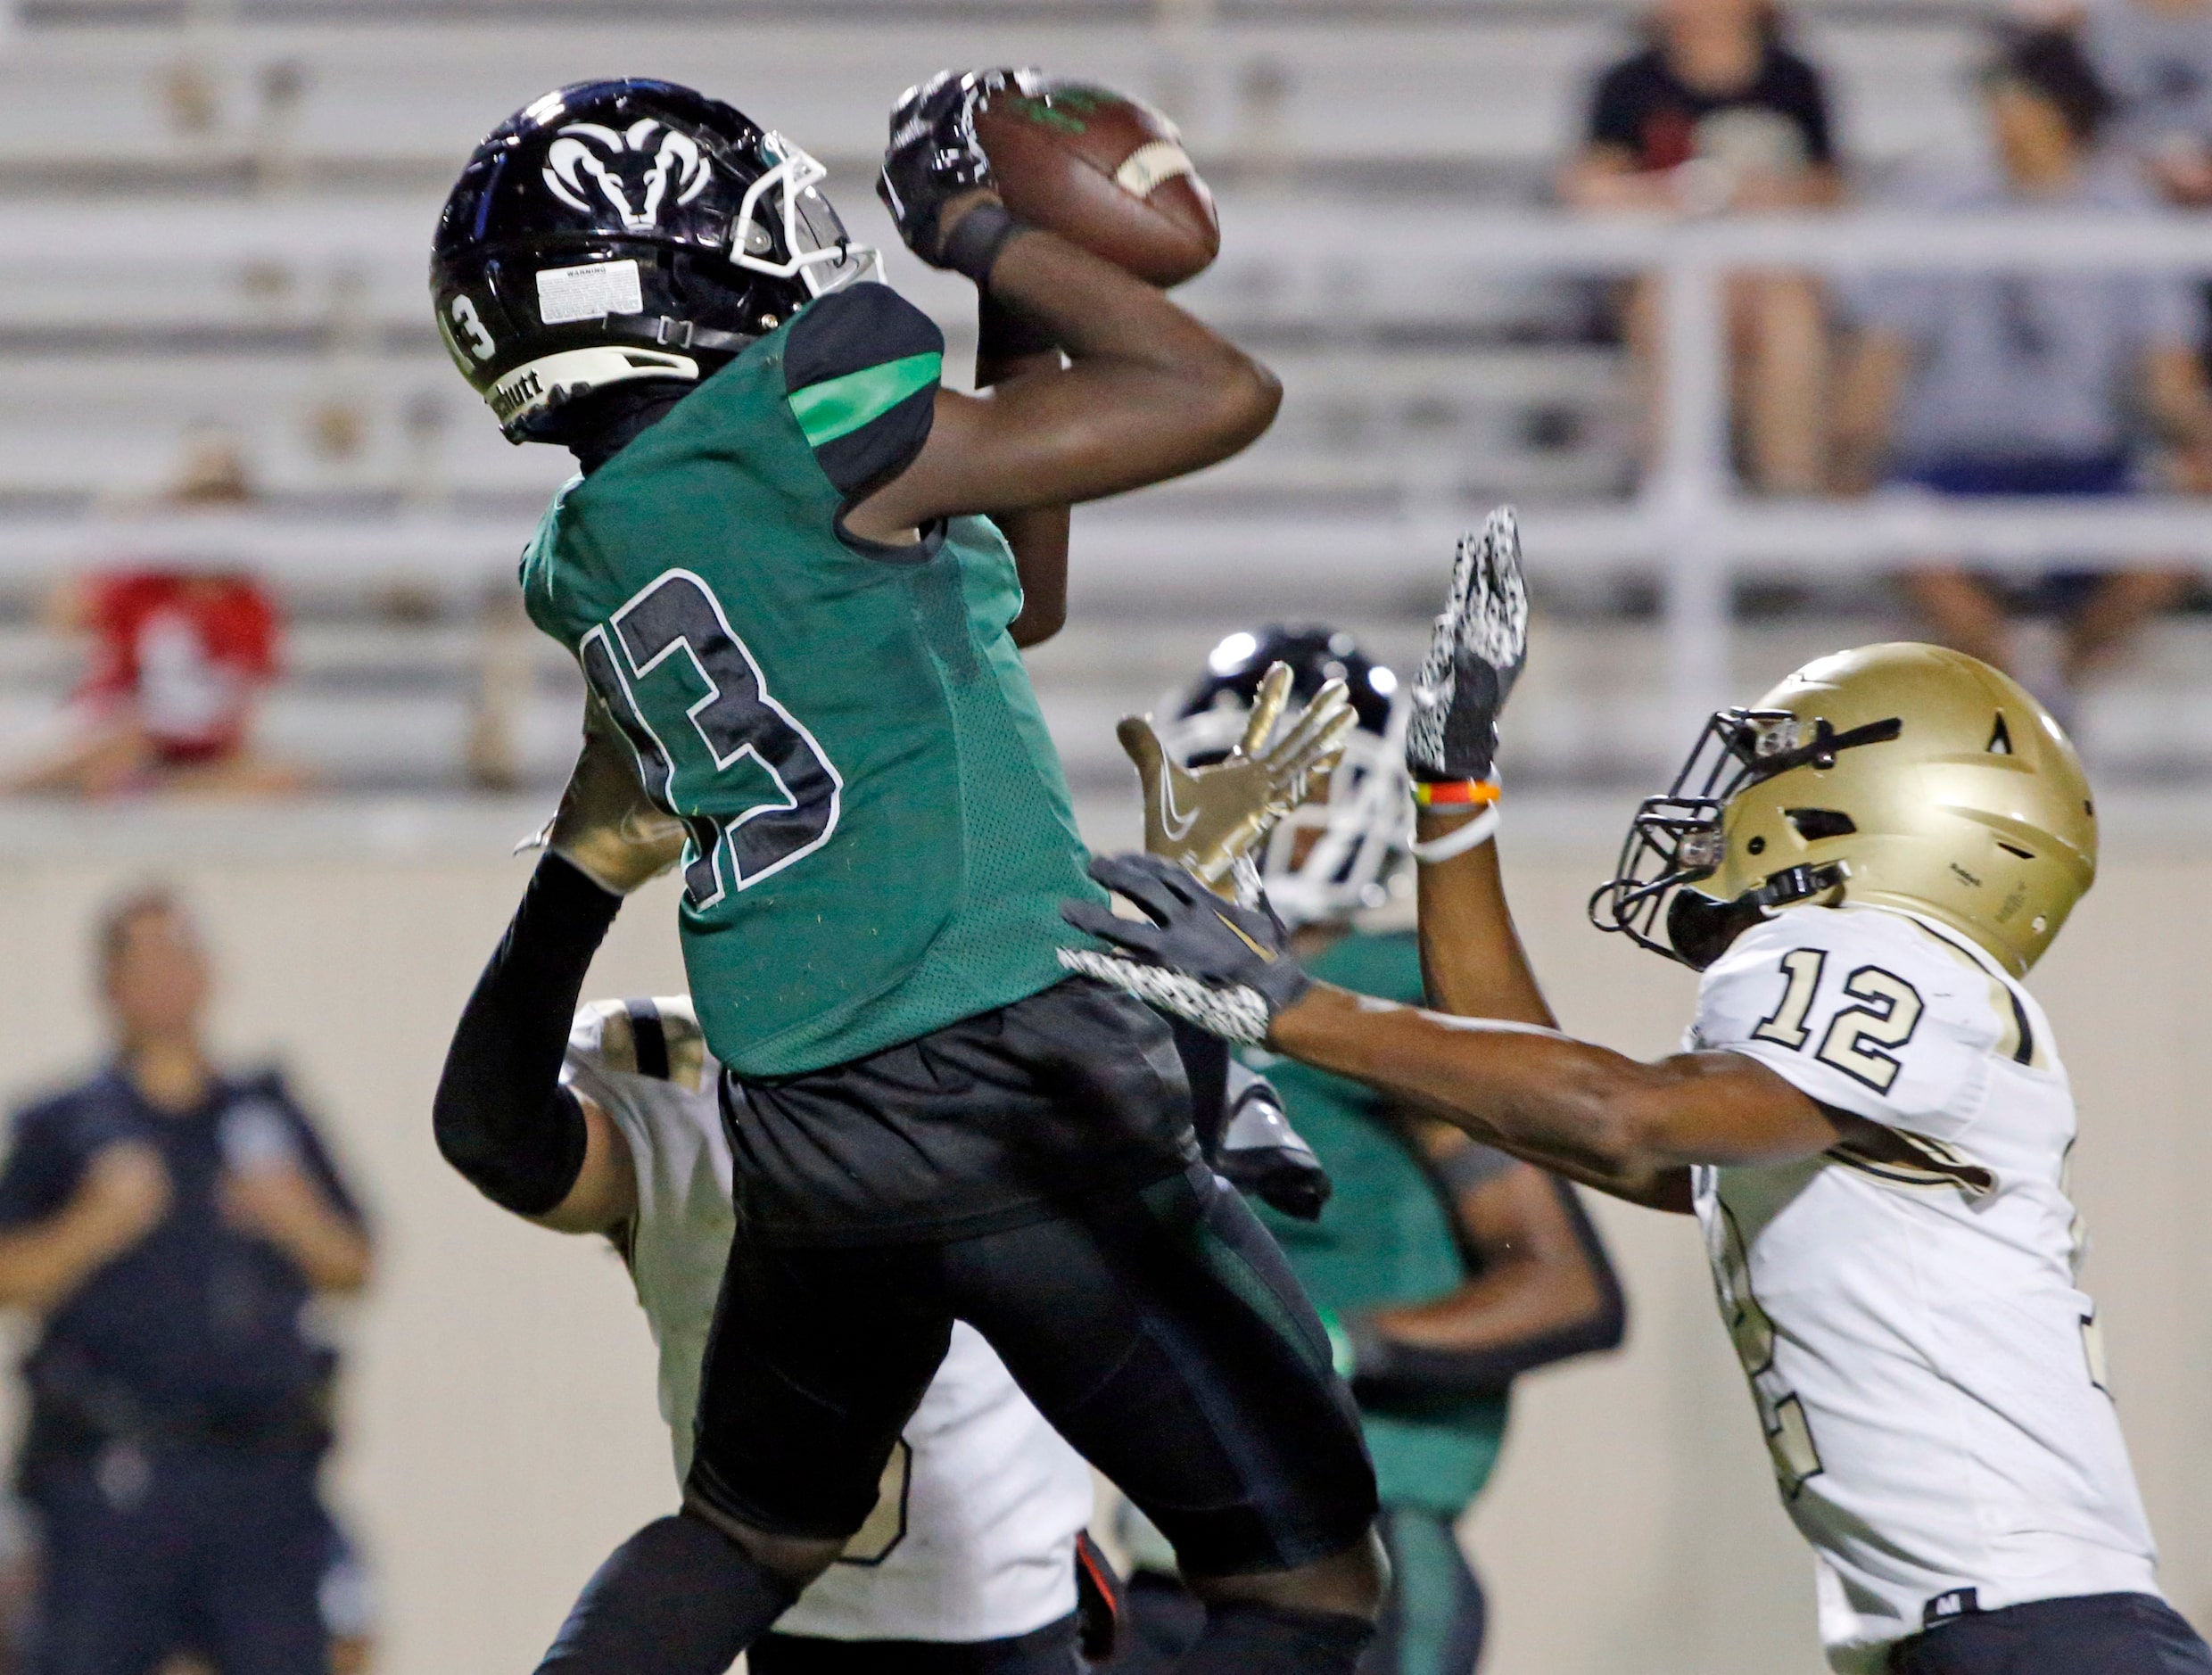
[2085,0,2212,206]
[0,887,372,1675]
[1831,26,2212,707]
[4,433,303,798]
[1561,0,1841,493]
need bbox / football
[974,78,1220,287]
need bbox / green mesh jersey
[1247,929,1509,1515]
[519,283,1104,1077]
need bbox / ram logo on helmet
[543,120,711,232]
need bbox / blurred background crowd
[4,2,2212,1673]
[4,0,2212,804]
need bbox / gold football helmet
[1590,643,2096,976]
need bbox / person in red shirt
[80,572,279,763]
[7,429,304,799]
[7,572,301,797]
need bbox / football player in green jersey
[431,72,1382,1675]
[1102,626,1625,1675]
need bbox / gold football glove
[1118,662,1357,899]
[525,694,689,895]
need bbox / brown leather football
[973,79,1220,287]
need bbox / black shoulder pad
[784,283,945,500]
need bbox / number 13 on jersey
[579,569,844,910]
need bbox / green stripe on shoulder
[788,351,942,449]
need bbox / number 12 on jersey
[580,569,844,910]
[1752,948,1927,1094]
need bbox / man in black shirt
[1583,8,1832,182]
[0,887,372,1675]
[1561,0,1842,493]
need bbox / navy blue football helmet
[1165,625,1412,928]
[431,79,879,441]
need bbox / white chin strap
[486,345,700,432]
[733,133,883,297]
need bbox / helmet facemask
[1591,707,1899,969]
[732,133,882,298]
[1251,710,1414,929]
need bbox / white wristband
[1408,805,1498,862]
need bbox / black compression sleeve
[433,854,622,1217]
[1349,1178,1628,1401]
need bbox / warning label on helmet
[537,260,646,326]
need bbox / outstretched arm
[847,219,1277,540]
[1267,986,1834,1211]
[1385,514,1704,1209]
[1064,851,1846,1209]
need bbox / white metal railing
[11,204,2212,728]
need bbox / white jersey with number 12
[1689,904,2160,1672]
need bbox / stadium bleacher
[3,0,2206,796]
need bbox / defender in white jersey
[1688,904,2156,1663]
[558,995,1099,1663]
[1060,526,2212,1675]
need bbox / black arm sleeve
[432,854,623,1217]
[1349,1176,1629,1403]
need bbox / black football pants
[684,1162,1378,1581]
[1887,1593,2212,1674]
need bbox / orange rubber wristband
[1411,779,1503,808]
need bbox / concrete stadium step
[0,339,1634,503]
[3,610,2207,796]
[0,12,1982,196]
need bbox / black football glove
[1059,854,1312,1045]
[1405,505,1529,786]
[879,67,1032,268]
[1217,1061,1332,1221]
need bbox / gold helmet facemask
[1589,644,2098,976]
